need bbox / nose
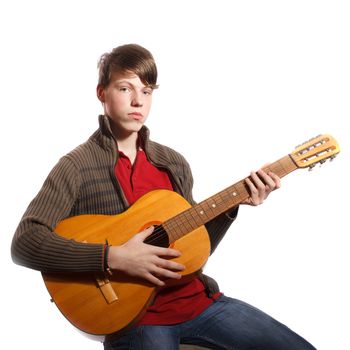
[131,91,143,107]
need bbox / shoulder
[61,136,115,170]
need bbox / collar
[90,115,151,153]
[90,115,183,197]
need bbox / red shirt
[115,149,219,325]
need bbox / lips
[128,112,143,120]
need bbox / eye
[119,87,130,92]
[143,88,153,96]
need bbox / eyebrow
[115,80,133,85]
[114,80,152,89]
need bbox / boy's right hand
[107,226,185,287]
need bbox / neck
[114,130,139,164]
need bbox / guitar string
[119,157,301,246]
[143,218,187,245]
[119,158,294,246]
[144,222,198,246]
[144,156,330,244]
[142,185,243,246]
[137,160,289,246]
[144,225,169,245]
[141,200,221,246]
[141,195,229,246]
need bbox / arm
[11,156,104,273]
[12,154,185,284]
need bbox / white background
[1,1,349,349]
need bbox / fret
[266,156,297,178]
[187,206,204,227]
[182,209,199,231]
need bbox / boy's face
[97,72,153,137]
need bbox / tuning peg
[308,164,316,171]
[330,155,337,161]
[319,159,327,166]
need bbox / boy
[11,44,316,349]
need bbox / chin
[126,121,145,134]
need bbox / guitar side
[42,189,211,338]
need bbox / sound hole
[143,224,169,248]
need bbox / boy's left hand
[242,169,281,206]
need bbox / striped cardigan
[11,115,237,293]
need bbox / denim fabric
[104,295,316,350]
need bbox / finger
[245,176,258,194]
[257,169,276,190]
[144,272,166,287]
[153,266,183,280]
[136,226,155,241]
[151,246,182,259]
[249,171,266,193]
[155,257,185,271]
[244,176,259,204]
[267,171,281,189]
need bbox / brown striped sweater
[11,115,238,293]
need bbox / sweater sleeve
[11,156,105,273]
[205,206,239,253]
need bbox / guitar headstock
[290,134,340,170]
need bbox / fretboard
[163,155,297,242]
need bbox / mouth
[128,112,143,120]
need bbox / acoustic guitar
[42,134,340,339]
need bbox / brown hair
[97,44,158,89]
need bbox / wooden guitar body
[43,190,210,338]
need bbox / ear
[96,85,105,103]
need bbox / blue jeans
[104,295,316,350]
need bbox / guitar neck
[163,155,298,242]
